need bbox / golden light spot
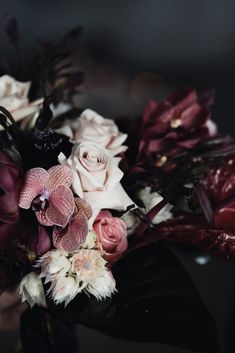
[155,155,167,167]
[170,118,182,128]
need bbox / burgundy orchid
[0,151,22,224]
[138,88,215,168]
[19,165,75,227]
[53,198,92,252]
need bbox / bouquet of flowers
[0,20,234,353]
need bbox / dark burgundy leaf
[20,306,78,353]
[47,242,219,353]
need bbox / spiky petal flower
[86,270,116,300]
[71,249,116,299]
[19,272,46,308]
[19,165,74,227]
[37,249,71,282]
[37,248,116,305]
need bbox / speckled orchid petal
[74,197,92,220]
[36,210,54,226]
[19,168,49,209]
[46,165,73,193]
[46,186,75,227]
[53,211,88,252]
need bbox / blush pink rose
[93,210,128,262]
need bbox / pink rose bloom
[57,109,128,156]
[93,210,128,262]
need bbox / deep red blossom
[138,88,216,168]
[0,151,22,223]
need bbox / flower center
[31,190,50,211]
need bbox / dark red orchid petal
[167,88,197,111]
[180,103,210,131]
[0,152,22,224]
[138,88,214,164]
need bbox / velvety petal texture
[138,88,215,169]
[0,152,22,223]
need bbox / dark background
[1,0,235,352]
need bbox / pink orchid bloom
[19,165,75,227]
[53,198,92,253]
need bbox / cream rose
[57,109,128,156]
[58,142,134,226]
[0,75,42,130]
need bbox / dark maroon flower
[201,156,235,232]
[138,88,216,168]
[0,151,22,223]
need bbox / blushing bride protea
[36,248,116,306]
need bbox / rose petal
[46,186,75,227]
[46,165,73,193]
[19,168,49,209]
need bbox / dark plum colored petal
[0,222,19,249]
[36,225,52,256]
[0,152,22,223]
[214,201,235,232]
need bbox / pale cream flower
[48,275,84,306]
[0,75,42,130]
[56,109,127,156]
[71,249,106,282]
[37,250,71,282]
[19,272,46,308]
[58,142,134,226]
[138,186,173,224]
[81,231,97,249]
[86,270,116,300]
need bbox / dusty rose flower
[19,165,74,227]
[53,198,92,253]
[138,88,216,167]
[0,75,42,129]
[0,151,22,224]
[93,210,128,262]
[58,142,134,225]
[57,109,128,156]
